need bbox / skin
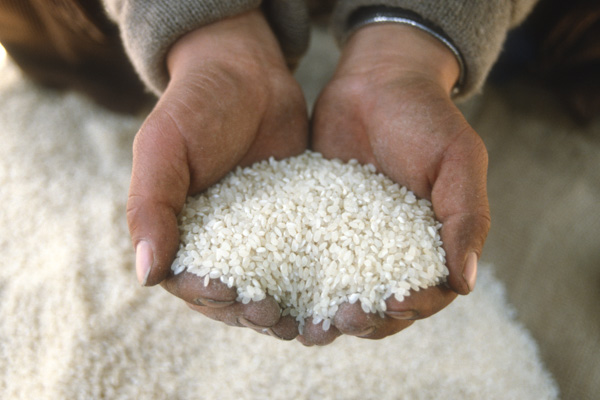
[301,24,490,344]
[127,10,491,345]
[127,10,307,339]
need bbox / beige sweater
[102,0,538,99]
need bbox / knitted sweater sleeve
[101,0,262,95]
[332,0,539,99]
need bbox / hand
[126,10,308,340]
[301,24,490,345]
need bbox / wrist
[166,9,285,82]
[337,24,461,96]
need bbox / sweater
[102,0,539,99]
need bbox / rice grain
[172,151,448,333]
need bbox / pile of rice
[172,151,448,332]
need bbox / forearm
[102,0,261,94]
[332,0,540,99]
[166,10,288,85]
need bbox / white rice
[172,151,448,333]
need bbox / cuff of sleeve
[332,1,519,101]
[116,0,262,95]
[344,6,466,97]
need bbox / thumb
[127,106,190,286]
[433,131,490,295]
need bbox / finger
[187,296,281,329]
[186,302,240,326]
[240,312,299,341]
[270,315,300,341]
[332,302,378,337]
[385,285,457,321]
[127,106,190,287]
[360,318,415,340]
[333,301,415,340]
[237,296,282,328]
[189,299,297,341]
[161,271,237,307]
[432,130,490,295]
[331,301,413,339]
[297,317,342,346]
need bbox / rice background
[0,44,561,399]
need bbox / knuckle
[125,194,144,237]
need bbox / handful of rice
[172,151,448,332]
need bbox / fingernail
[356,326,376,337]
[265,328,285,340]
[135,240,153,286]
[385,310,419,320]
[237,317,269,329]
[194,298,235,308]
[463,252,478,292]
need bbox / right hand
[126,9,308,340]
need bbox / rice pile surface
[172,151,447,330]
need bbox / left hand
[299,24,490,345]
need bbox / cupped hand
[300,24,490,345]
[126,10,308,340]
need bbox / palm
[306,69,490,343]
[140,61,308,196]
[126,10,308,340]
[152,61,307,338]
